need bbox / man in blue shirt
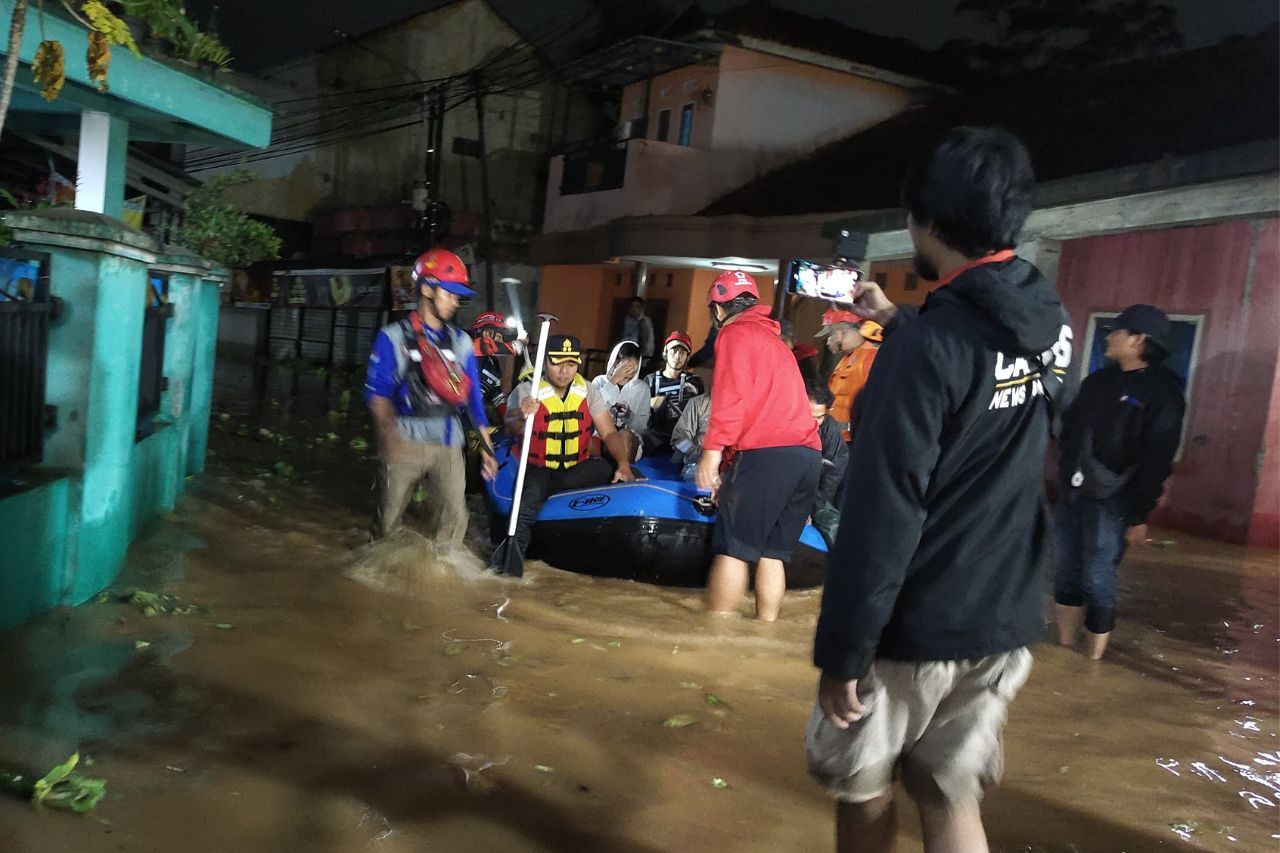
[364,249,496,543]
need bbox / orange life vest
[527,375,593,470]
[828,344,879,440]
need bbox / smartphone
[784,260,861,304]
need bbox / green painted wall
[0,480,70,634]
[0,212,227,633]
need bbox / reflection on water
[0,361,1274,852]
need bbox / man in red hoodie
[696,270,823,621]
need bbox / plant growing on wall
[115,0,230,66]
[175,170,281,269]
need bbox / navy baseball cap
[1106,304,1171,349]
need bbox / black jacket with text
[814,257,1072,681]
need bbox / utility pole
[473,74,496,311]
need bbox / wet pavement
[0,362,1276,852]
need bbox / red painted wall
[1251,339,1280,547]
[1056,218,1280,544]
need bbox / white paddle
[489,317,552,577]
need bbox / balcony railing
[560,143,629,196]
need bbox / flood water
[0,362,1276,852]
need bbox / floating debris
[104,589,200,617]
[1,753,107,814]
[133,640,151,651]
[273,461,295,479]
[663,715,697,729]
[705,693,725,707]
[533,765,555,774]
[349,437,369,452]
[710,777,729,789]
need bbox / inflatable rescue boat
[484,441,829,588]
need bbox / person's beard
[912,251,940,282]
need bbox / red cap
[663,330,693,351]
[707,270,760,304]
[792,343,819,360]
[814,308,862,336]
[471,311,506,330]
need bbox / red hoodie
[704,305,821,453]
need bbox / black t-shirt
[644,370,705,443]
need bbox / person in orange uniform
[816,309,883,440]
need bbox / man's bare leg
[1054,603,1083,649]
[1083,629,1111,660]
[705,555,749,615]
[754,557,786,621]
[917,796,987,853]
[836,795,896,853]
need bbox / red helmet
[707,269,759,304]
[471,311,506,331]
[412,249,473,297]
[663,330,693,351]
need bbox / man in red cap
[696,270,822,621]
[364,248,497,543]
[817,309,883,441]
[643,330,705,456]
[469,311,515,420]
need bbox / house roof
[702,26,1280,218]
[696,0,978,89]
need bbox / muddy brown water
[0,363,1276,852]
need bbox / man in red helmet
[469,311,515,420]
[364,248,497,544]
[643,330,705,456]
[696,270,822,621]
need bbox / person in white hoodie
[591,340,649,463]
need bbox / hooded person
[807,127,1073,853]
[590,339,651,462]
[696,270,823,623]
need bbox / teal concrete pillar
[6,210,157,605]
[186,273,226,475]
[75,112,129,221]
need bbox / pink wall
[1056,219,1280,544]
[1252,344,1280,547]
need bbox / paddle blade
[489,537,524,578]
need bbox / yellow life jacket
[528,374,593,469]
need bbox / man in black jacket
[806,127,1073,853]
[1054,304,1185,660]
[806,381,848,544]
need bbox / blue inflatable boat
[484,441,829,588]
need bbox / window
[0,249,53,471]
[904,272,919,291]
[678,103,694,146]
[656,109,671,143]
[1080,310,1204,456]
[874,272,888,288]
[137,272,172,441]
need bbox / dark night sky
[191,0,1279,73]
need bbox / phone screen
[785,260,861,304]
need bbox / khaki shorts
[805,648,1032,806]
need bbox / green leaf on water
[133,640,151,651]
[663,714,697,728]
[710,777,729,789]
[494,656,519,667]
[569,637,586,644]
[214,623,234,630]
[533,765,555,773]
[32,753,106,813]
[413,485,429,504]
[349,437,369,452]
[273,461,295,479]
[590,644,609,652]
[606,641,622,648]
[444,642,464,655]
[679,681,701,690]
[705,693,725,707]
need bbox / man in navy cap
[1054,303,1186,659]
